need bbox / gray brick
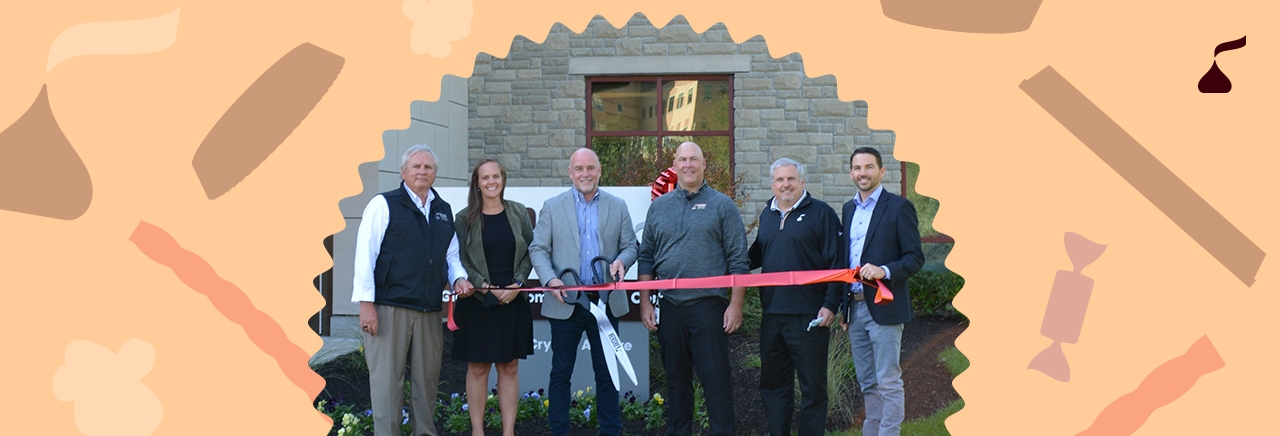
[742,78,772,90]
[742,128,768,139]
[810,74,837,86]
[503,136,528,153]
[527,135,549,147]
[690,43,736,54]
[784,99,807,111]
[784,133,807,145]
[812,99,854,117]
[489,94,511,105]
[658,24,697,43]
[519,95,550,106]
[871,131,895,145]
[808,133,833,145]
[736,110,760,127]
[743,97,776,109]
[532,111,558,123]
[493,70,516,81]
[772,146,816,164]
[484,81,511,93]
[476,106,503,118]
[617,38,642,56]
[760,109,785,120]
[643,43,668,55]
[629,23,657,38]
[561,81,585,98]
[517,69,542,80]
[552,99,576,110]
[559,112,585,128]
[547,34,569,51]
[551,130,574,147]
[739,41,767,54]
[503,106,532,123]
[846,117,869,135]
[497,154,523,172]
[767,120,797,133]
[590,21,626,38]
[511,123,538,135]
[774,72,802,90]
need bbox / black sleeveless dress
[451,212,534,362]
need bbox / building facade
[329,13,900,336]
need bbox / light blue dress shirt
[848,185,891,293]
[575,189,601,292]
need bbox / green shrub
[908,269,965,319]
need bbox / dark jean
[548,304,621,436]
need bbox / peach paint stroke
[46,8,181,73]
[128,221,323,399]
[1077,335,1225,435]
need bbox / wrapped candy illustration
[1028,232,1106,382]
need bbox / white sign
[434,186,653,281]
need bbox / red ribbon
[446,267,891,330]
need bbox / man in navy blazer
[839,147,924,436]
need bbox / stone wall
[466,13,900,231]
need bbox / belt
[851,292,864,302]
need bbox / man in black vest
[352,144,474,436]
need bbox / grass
[937,347,969,377]
[822,398,965,436]
[821,347,969,436]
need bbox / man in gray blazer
[529,148,637,436]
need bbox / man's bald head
[673,141,707,192]
[568,147,602,199]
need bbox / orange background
[1,0,1275,434]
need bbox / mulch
[313,316,967,435]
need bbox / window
[587,76,734,193]
[616,103,624,113]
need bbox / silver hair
[400,144,438,171]
[769,157,806,181]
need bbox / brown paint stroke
[192,43,344,200]
[1077,335,1225,435]
[1020,66,1265,286]
[129,221,324,399]
[880,0,1044,33]
[0,85,92,220]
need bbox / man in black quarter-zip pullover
[747,158,842,436]
[638,142,749,436]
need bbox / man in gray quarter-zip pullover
[638,142,748,436]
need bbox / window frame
[585,75,735,173]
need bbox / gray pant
[847,301,904,436]
[364,304,443,436]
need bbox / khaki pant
[364,304,443,436]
